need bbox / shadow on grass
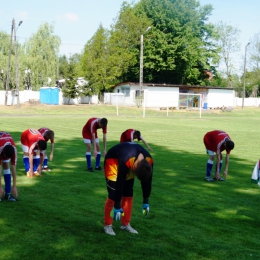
[1,134,260,259]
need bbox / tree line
[0,0,260,99]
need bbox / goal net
[142,92,202,118]
[104,92,202,118]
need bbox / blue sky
[0,0,259,74]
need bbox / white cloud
[63,13,78,22]
[18,11,28,21]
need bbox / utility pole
[5,19,14,106]
[139,27,151,105]
[139,34,144,97]
[14,20,23,108]
[242,42,250,109]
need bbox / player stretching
[82,118,108,172]
[21,129,47,178]
[120,129,152,151]
[103,142,153,236]
[38,127,54,171]
[0,131,18,201]
[203,130,235,182]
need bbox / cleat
[33,171,42,177]
[104,225,116,236]
[5,194,16,202]
[95,166,102,171]
[87,167,94,172]
[42,167,51,172]
[120,224,138,234]
[205,177,214,182]
[214,177,226,181]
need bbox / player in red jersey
[103,142,153,236]
[21,129,47,178]
[203,130,235,182]
[0,131,18,201]
[82,118,108,172]
[120,129,152,151]
[38,127,54,171]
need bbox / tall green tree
[79,25,110,94]
[0,31,12,90]
[107,2,151,83]
[128,0,220,85]
[23,22,61,89]
[58,55,69,80]
[62,57,78,104]
[246,33,260,96]
[214,21,241,87]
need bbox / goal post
[178,93,202,118]
[143,91,202,118]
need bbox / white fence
[235,97,260,107]
[1,89,260,108]
[0,90,99,105]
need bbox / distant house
[104,82,235,109]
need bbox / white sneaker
[42,167,51,172]
[205,176,214,182]
[104,225,116,236]
[120,224,138,234]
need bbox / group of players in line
[0,117,234,236]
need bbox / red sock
[121,196,133,226]
[104,198,114,226]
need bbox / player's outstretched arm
[141,138,152,151]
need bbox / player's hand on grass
[223,171,227,179]
[142,204,149,216]
[37,164,42,173]
[110,207,124,221]
[215,172,220,180]
[0,186,4,199]
[12,186,18,198]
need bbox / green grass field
[1,104,260,260]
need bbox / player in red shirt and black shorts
[0,131,18,201]
[82,118,108,172]
[103,142,153,236]
[38,127,54,171]
[203,130,235,182]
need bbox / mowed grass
[1,104,260,260]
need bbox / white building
[104,82,236,109]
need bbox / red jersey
[0,131,17,165]
[203,130,232,154]
[21,129,45,154]
[82,118,107,139]
[120,129,141,143]
[38,127,54,143]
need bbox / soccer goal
[142,92,202,118]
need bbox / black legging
[106,178,134,201]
